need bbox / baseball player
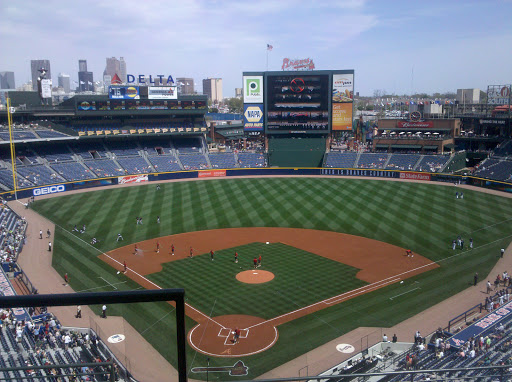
[117,233,123,242]
[46,229,51,238]
[171,244,175,256]
[39,230,42,239]
[456,192,459,199]
[452,240,456,250]
[258,255,262,267]
[123,261,127,273]
[233,328,241,344]
[134,244,138,255]
[501,248,505,258]
[64,273,69,284]
[210,250,214,261]
[156,241,160,253]
[406,249,412,257]
[157,216,160,224]
[156,184,161,191]
[190,247,194,258]
[253,257,258,269]
[234,252,239,263]
[470,238,473,249]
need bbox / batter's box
[219,328,231,337]
[239,329,249,339]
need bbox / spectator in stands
[392,334,397,343]
[382,334,388,342]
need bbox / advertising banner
[148,86,178,100]
[243,76,263,103]
[243,104,264,131]
[448,300,512,348]
[198,170,226,178]
[488,85,511,105]
[399,172,431,181]
[332,74,354,103]
[281,58,316,71]
[41,79,52,99]
[332,103,353,130]
[118,175,148,184]
[77,101,96,111]
[109,86,140,100]
[397,121,434,128]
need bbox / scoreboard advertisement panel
[332,73,354,130]
[266,74,330,133]
[109,86,140,100]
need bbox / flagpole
[266,49,269,71]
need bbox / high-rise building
[78,59,93,92]
[202,78,223,103]
[30,59,51,90]
[104,57,127,84]
[235,87,242,98]
[58,73,71,93]
[78,59,88,72]
[0,72,15,89]
[177,78,194,94]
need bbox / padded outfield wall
[268,137,327,167]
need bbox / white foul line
[98,276,117,290]
[389,287,421,300]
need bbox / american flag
[267,44,273,51]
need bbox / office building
[78,59,93,92]
[235,87,242,98]
[30,59,51,90]
[58,73,70,94]
[456,89,480,104]
[202,78,223,103]
[0,72,15,89]
[104,57,127,84]
[78,59,88,72]
[177,78,194,95]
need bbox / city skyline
[2,0,512,97]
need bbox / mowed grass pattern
[148,242,366,319]
[31,178,512,379]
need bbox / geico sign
[33,185,65,196]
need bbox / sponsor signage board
[397,121,434,128]
[198,170,226,178]
[109,86,140,100]
[243,76,263,103]
[332,103,353,130]
[148,86,177,99]
[332,73,354,131]
[33,184,66,196]
[488,85,511,105]
[399,172,431,181]
[243,104,264,131]
[480,119,507,125]
[118,175,148,184]
[127,74,175,85]
[41,79,52,98]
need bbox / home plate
[252,272,258,274]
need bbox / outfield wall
[2,167,512,200]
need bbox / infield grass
[31,178,512,379]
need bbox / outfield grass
[31,178,512,379]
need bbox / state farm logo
[33,185,65,196]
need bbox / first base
[266,241,270,244]
[116,271,120,274]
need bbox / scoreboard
[243,70,354,135]
[267,74,330,133]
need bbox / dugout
[268,135,327,167]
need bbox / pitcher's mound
[236,270,274,284]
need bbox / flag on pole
[267,44,273,51]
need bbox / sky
[1,0,512,97]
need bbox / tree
[226,97,243,114]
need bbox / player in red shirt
[156,241,160,253]
[134,244,138,255]
[123,261,127,273]
[190,247,194,258]
[171,244,175,256]
[234,328,241,344]
[210,250,214,261]
[258,255,262,267]
[234,252,239,263]
[253,257,258,268]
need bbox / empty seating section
[238,152,266,168]
[105,140,140,156]
[174,138,202,153]
[70,141,106,159]
[209,153,238,168]
[179,154,208,170]
[35,130,69,139]
[117,157,153,175]
[141,139,172,155]
[357,153,389,169]
[0,169,32,189]
[386,154,421,170]
[324,152,358,168]
[84,159,123,177]
[17,165,62,186]
[15,147,38,165]
[49,162,96,181]
[147,155,182,172]
[416,155,450,172]
[474,158,512,181]
[33,145,73,162]
[0,130,38,141]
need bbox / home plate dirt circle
[188,315,279,357]
[236,270,275,284]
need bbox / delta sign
[127,74,175,85]
[243,104,264,131]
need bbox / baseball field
[30,177,512,379]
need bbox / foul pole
[6,98,17,200]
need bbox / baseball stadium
[0,71,512,381]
